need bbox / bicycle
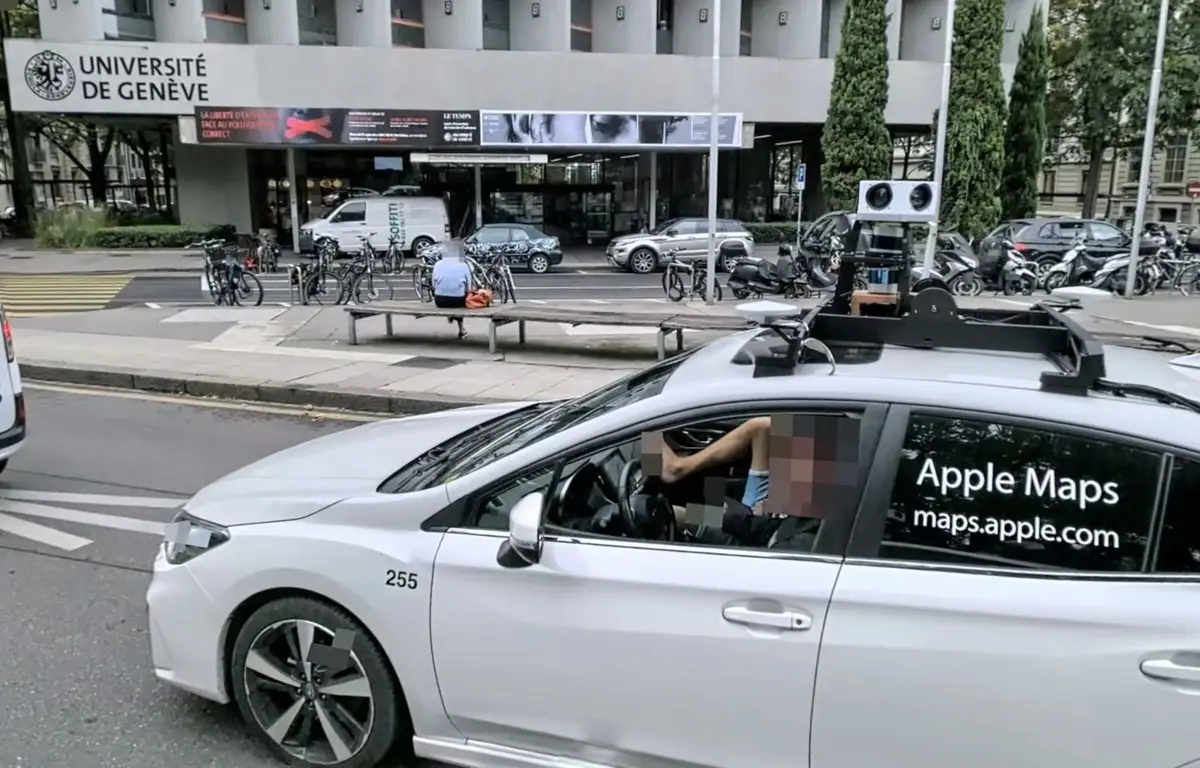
[476,252,518,304]
[412,249,437,302]
[292,245,345,306]
[381,234,406,274]
[189,239,264,307]
[662,250,721,302]
[342,235,397,304]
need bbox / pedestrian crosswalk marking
[0,274,131,317]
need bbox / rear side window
[880,414,1162,572]
[1152,457,1200,572]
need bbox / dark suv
[979,218,1158,280]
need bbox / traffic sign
[795,163,807,191]
[1187,180,1200,199]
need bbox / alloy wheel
[630,249,657,274]
[528,254,550,274]
[242,619,375,766]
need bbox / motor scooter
[979,240,1037,295]
[1090,251,1157,295]
[1041,235,1110,292]
[726,244,806,299]
[910,235,982,296]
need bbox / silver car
[146,294,1200,768]
[607,217,755,274]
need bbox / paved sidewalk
[11,294,1200,416]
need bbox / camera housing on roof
[856,180,940,224]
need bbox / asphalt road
[109,269,667,307]
[0,384,369,768]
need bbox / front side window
[881,414,1162,572]
[1086,221,1126,245]
[668,220,700,236]
[473,227,509,244]
[468,410,866,552]
[334,202,366,223]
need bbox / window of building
[1041,170,1056,195]
[657,0,674,54]
[1127,148,1142,183]
[1078,168,1090,200]
[740,0,752,55]
[392,0,425,47]
[571,0,592,51]
[1159,207,1179,223]
[299,0,337,46]
[1164,135,1188,184]
[104,0,154,41]
[880,414,1162,572]
[483,0,510,50]
[202,0,244,17]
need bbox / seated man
[432,240,472,339]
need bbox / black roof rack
[731,287,1107,392]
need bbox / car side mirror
[664,229,678,236]
[497,492,544,569]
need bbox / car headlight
[163,511,230,565]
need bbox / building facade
[11,0,1038,245]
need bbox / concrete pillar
[246,0,300,45]
[885,0,902,59]
[648,152,658,229]
[423,0,484,49]
[591,0,655,53]
[175,142,252,234]
[474,165,483,228]
[750,0,820,58]
[673,0,742,57]
[36,0,105,42]
[152,0,206,43]
[337,0,392,46]
[508,0,569,50]
[823,0,847,58]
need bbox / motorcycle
[726,243,807,299]
[1041,235,1111,292]
[981,239,1037,295]
[1090,251,1156,295]
[911,234,982,296]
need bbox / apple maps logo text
[25,50,76,101]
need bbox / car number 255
[385,569,419,589]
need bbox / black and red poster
[195,107,479,148]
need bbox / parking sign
[795,163,807,191]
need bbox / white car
[148,295,1200,768]
[0,302,26,473]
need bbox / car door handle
[1141,657,1200,683]
[722,604,812,631]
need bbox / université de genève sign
[19,47,210,106]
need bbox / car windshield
[430,351,695,484]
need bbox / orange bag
[466,289,493,309]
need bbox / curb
[20,362,490,416]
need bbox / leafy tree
[820,0,893,210]
[0,0,40,235]
[1000,7,1049,219]
[31,117,118,204]
[940,0,1008,241]
[1047,0,1200,218]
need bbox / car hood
[301,218,327,229]
[185,402,532,527]
[610,233,661,247]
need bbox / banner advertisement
[478,111,743,149]
[194,108,479,147]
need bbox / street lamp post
[921,0,957,275]
[705,0,722,305]
[1125,0,1171,299]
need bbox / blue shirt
[432,258,471,297]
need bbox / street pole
[705,0,722,305]
[286,148,300,258]
[1125,0,1171,299]
[922,0,956,275]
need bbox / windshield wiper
[1093,378,1200,415]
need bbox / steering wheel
[616,459,642,532]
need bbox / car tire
[720,251,741,273]
[410,236,435,255]
[527,253,551,274]
[1034,255,1059,281]
[629,248,657,274]
[230,596,410,768]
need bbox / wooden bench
[345,302,754,359]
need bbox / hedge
[90,224,236,249]
[745,222,809,243]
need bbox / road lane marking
[23,381,383,422]
[145,302,161,309]
[0,499,166,536]
[0,511,92,550]
[0,490,185,508]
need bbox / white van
[300,196,450,254]
[0,302,26,475]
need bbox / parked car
[424,223,563,273]
[0,302,26,475]
[322,187,379,208]
[607,218,755,274]
[982,217,1159,281]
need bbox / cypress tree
[1000,7,1049,220]
[820,0,893,211]
[941,0,1008,240]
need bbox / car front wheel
[527,253,551,274]
[629,248,658,274]
[230,596,409,768]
